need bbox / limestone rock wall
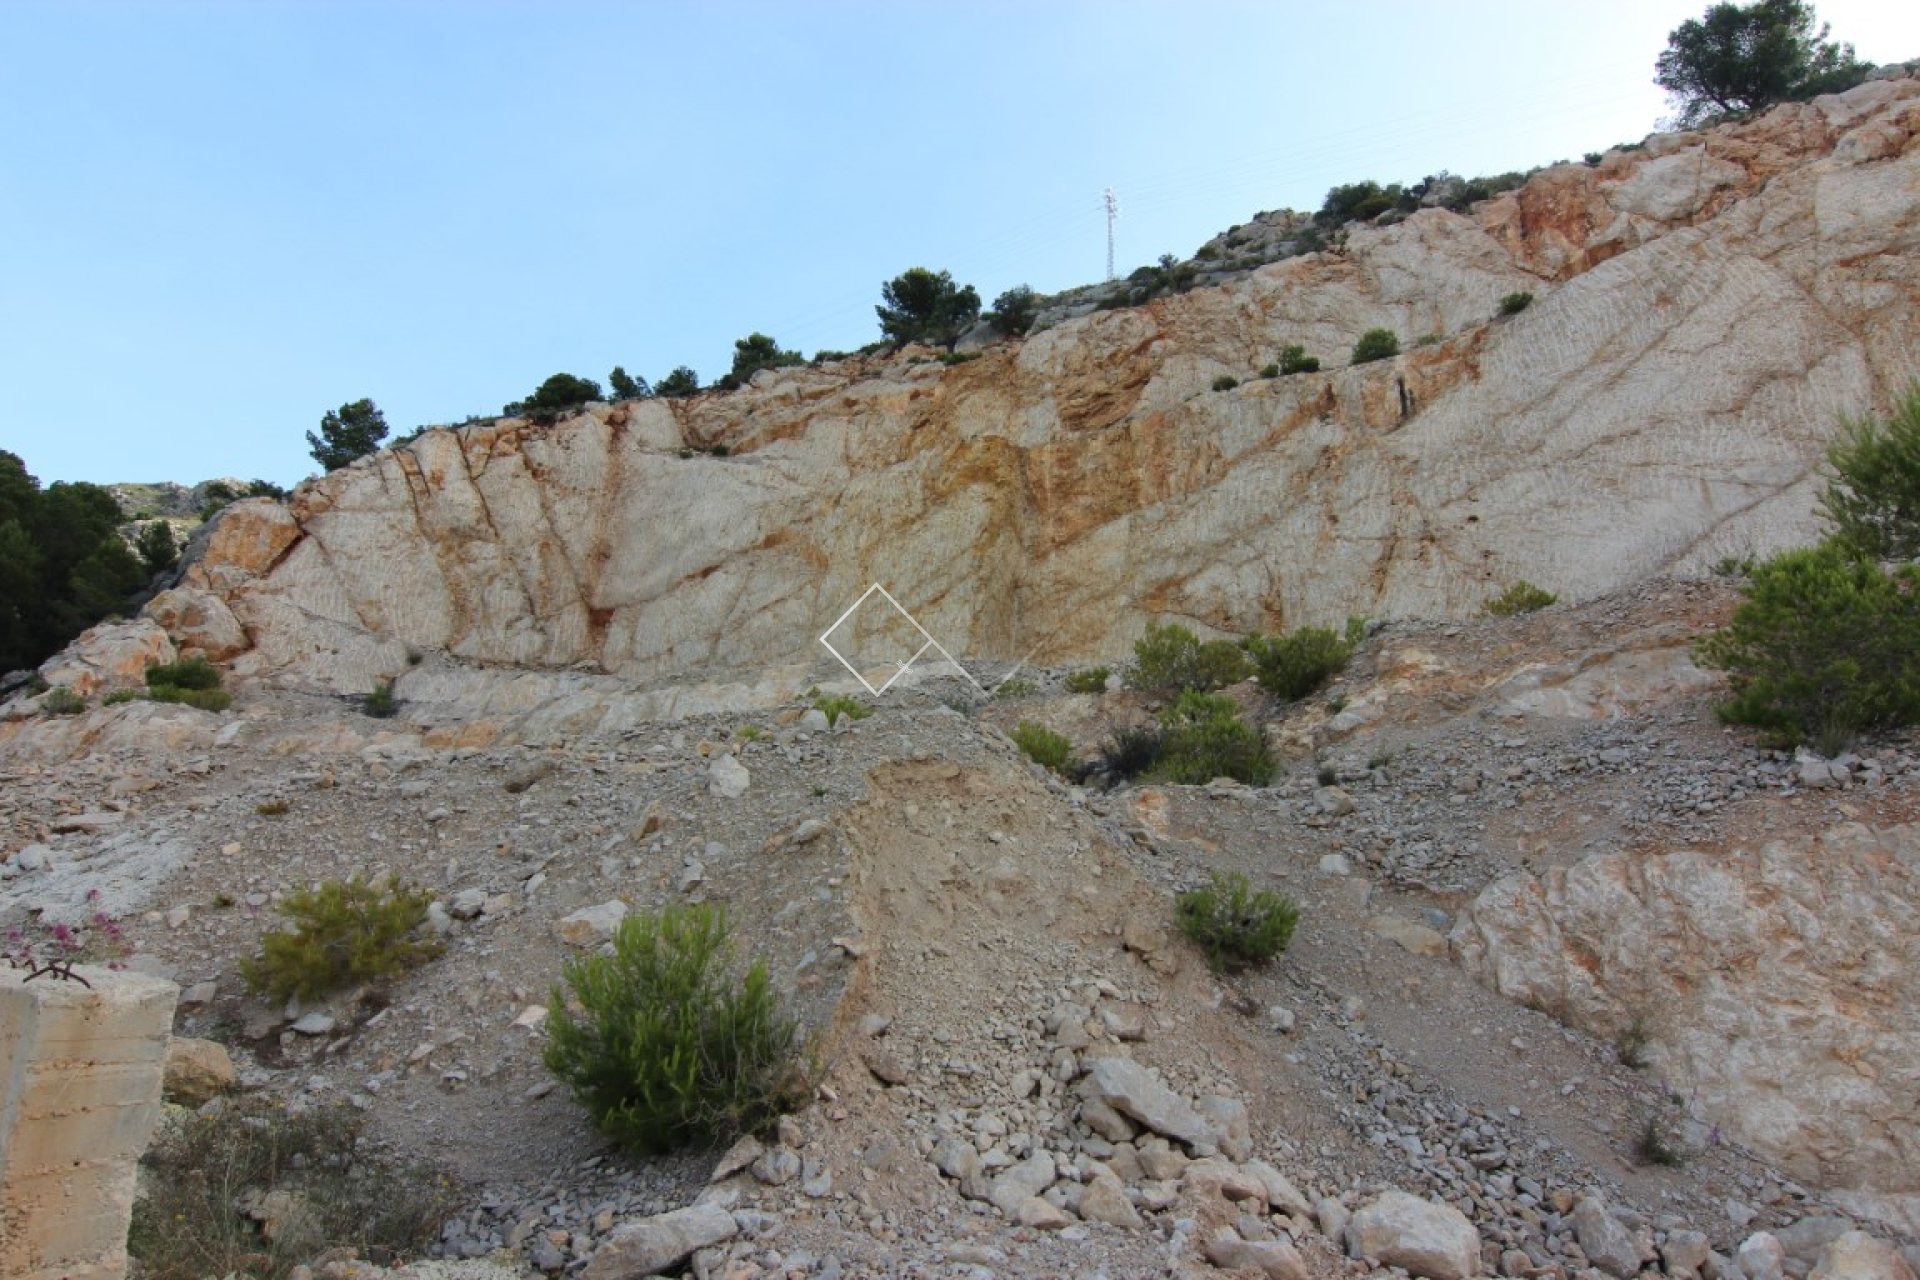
[143,76,1920,692]
[1452,821,1920,1234]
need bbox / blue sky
[4,1,1916,489]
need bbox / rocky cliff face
[139,74,1920,697]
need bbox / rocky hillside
[94,69,1920,706]
[6,68,1920,1280]
[5,579,1920,1280]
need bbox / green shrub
[1482,581,1558,617]
[1260,363,1281,379]
[1695,540,1920,752]
[1150,691,1274,786]
[146,657,222,691]
[103,688,144,705]
[241,875,441,1001]
[811,692,872,726]
[40,686,85,716]
[363,681,398,718]
[876,267,981,350]
[544,903,806,1155]
[1211,375,1240,392]
[1128,621,1251,694]
[1064,666,1111,694]
[1820,383,1920,561]
[307,398,389,472]
[993,677,1037,699]
[146,686,232,712]
[1011,721,1072,772]
[1244,625,1354,700]
[136,521,179,576]
[1175,871,1299,973]
[1500,291,1535,316]
[1278,345,1320,375]
[1351,328,1400,364]
[129,1098,455,1280]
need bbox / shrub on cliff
[608,366,650,400]
[1820,383,1920,561]
[1483,581,1557,616]
[544,903,807,1155]
[1695,539,1920,752]
[1278,345,1320,375]
[1352,328,1401,364]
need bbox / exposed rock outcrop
[1453,821,1920,1232]
[104,75,1920,697]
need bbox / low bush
[1064,666,1111,694]
[1694,540,1920,752]
[364,681,398,719]
[1211,375,1240,392]
[40,686,85,716]
[1175,870,1299,973]
[1820,383,1920,561]
[1278,345,1320,375]
[811,692,872,726]
[1151,691,1274,786]
[1351,328,1400,364]
[1482,581,1557,617]
[1500,291,1535,315]
[146,656,222,691]
[241,875,442,1001]
[1102,726,1164,781]
[103,688,144,705]
[993,677,1037,699]
[1632,1111,1685,1168]
[146,685,232,712]
[1011,721,1072,773]
[1260,363,1281,379]
[1128,621,1251,694]
[544,903,807,1155]
[128,1098,456,1280]
[1244,625,1354,700]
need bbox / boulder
[1810,1232,1918,1280]
[708,753,750,799]
[988,1152,1057,1217]
[1081,1056,1215,1149]
[554,899,628,947]
[1345,1189,1483,1280]
[1207,1229,1310,1280]
[1572,1195,1645,1279]
[162,1036,237,1107]
[583,1203,738,1280]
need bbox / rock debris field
[4,578,1920,1280]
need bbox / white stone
[707,754,750,799]
[554,899,628,947]
[1345,1189,1483,1280]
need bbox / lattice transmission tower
[1103,187,1120,282]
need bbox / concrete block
[1,965,178,1280]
